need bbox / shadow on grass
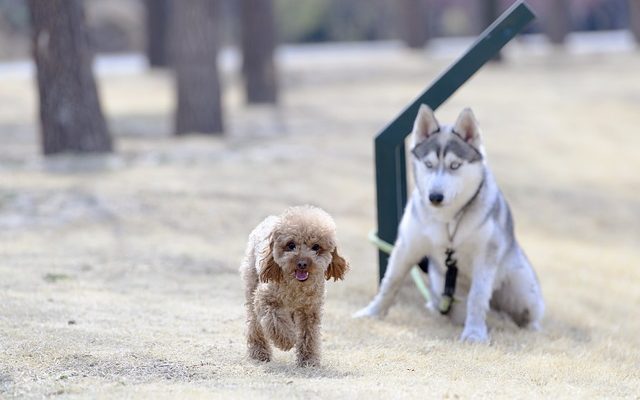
[255,359,354,380]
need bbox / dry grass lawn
[1,41,639,398]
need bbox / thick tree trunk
[475,0,502,61]
[171,0,223,134]
[28,0,112,155]
[398,0,430,49]
[546,0,571,45]
[240,0,278,104]
[630,0,640,43]
[145,0,170,68]
[477,0,499,32]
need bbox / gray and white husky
[354,105,544,343]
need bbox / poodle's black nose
[296,258,309,269]
[429,192,444,205]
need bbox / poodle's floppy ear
[259,235,282,283]
[325,248,348,281]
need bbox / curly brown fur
[259,236,283,283]
[326,249,348,281]
[240,206,348,367]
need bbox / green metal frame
[375,1,535,281]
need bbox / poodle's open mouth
[295,269,309,282]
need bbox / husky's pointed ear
[411,104,440,147]
[453,108,481,148]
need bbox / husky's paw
[526,320,542,332]
[352,304,384,319]
[460,325,489,343]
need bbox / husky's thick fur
[354,105,543,343]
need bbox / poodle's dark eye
[285,241,296,251]
[312,244,321,252]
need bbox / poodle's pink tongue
[295,270,309,281]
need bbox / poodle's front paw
[352,304,385,319]
[460,325,489,343]
[248,345,271,362]
[296,354,320,368]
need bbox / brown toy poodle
[240,205,348,367]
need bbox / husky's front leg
[461,263,497,343]
[353,237,420,319]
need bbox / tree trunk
[171,0,224,134]
[475,0,502,61]
[477,0,499,31]
[398,0,430,49]
[240,0,278,104]
[145,0,170,68]
[630,0,640,43]
[28,0,112,155]
[546,0,570,45]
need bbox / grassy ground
[1,42,639,398]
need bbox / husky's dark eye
[285,242,296,251]
[312,244,321,252]
[425,161,434,169]
[450,161,461,170]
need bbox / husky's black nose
[429,193,444,205]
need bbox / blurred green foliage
[275,0,398,43]
[275,0,329,42]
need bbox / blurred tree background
[0,0,638,155]
[1,0,637,59]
